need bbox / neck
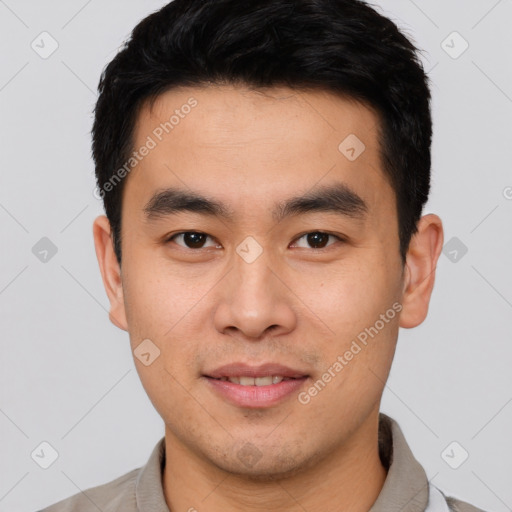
[162,410,387,512]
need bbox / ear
[92,215,128,331]
[399,214,444,329]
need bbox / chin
[219,460,308,482]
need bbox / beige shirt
[38,413,485,512]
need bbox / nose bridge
[234,248,273,303]
[229,240,278,317]
[213,240,297,339]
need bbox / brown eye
[183,232,207,248]
[292,231,341,249]
[306,232,330,248]
[169,232,218,249]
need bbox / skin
[93,84,443,512]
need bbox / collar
[370,413,430,511]
[135,435,169,511]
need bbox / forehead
[125,84,394,223]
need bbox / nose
[213,248,297,340]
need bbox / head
[92,0,443,479]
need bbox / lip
[203,363,309,408]
[205,362,307,379]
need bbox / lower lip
[204,377,308,408]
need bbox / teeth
[255,376,273,386]
[223,376,289,386]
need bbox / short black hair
[92,0,432,265]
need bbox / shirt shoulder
[36,436,168,512]
[37,466,140,512]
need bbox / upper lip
[205,363,308,379]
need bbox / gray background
[0,1,511,511]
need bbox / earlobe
[399,214,444,329]
[92,215,129,331]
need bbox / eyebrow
[272,183,368,223]
[143,182,368,224]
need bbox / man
[39,0,485,510]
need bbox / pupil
[185,233,205,248]
[307,232,328,248]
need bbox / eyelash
[165,231,346,250]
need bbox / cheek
[292,252,400,338]
[121,259,211,382]
[122,257,203,338]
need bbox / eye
[167,232,220,249]
[291,231,343,249]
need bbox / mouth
[203,363,309,408]
[210,375,299,385]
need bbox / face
[94,84,442,478]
